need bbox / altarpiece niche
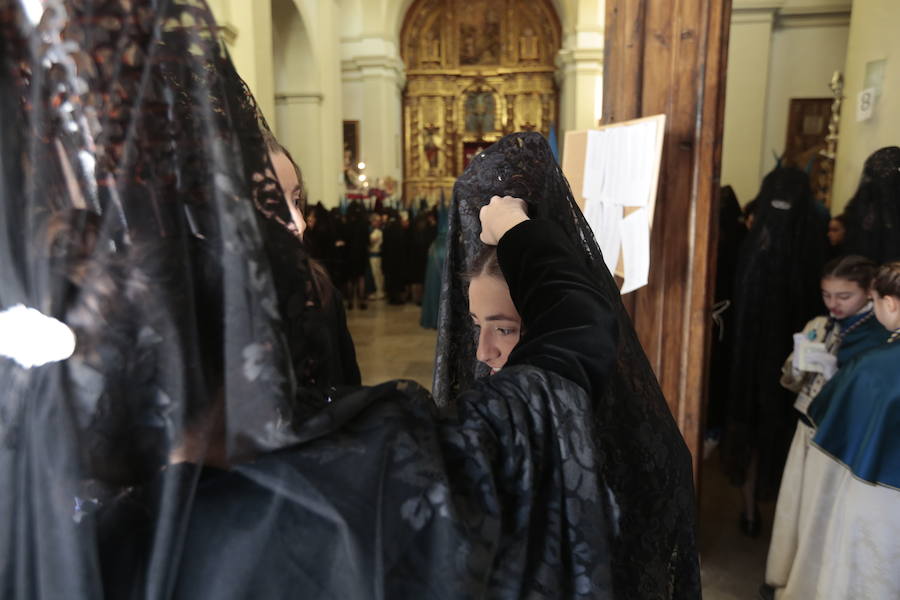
[400,0,561,202]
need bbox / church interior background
[206,1,899,598]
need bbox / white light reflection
[21,0,45,26]
[0,305,76,368]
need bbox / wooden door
[603,0,732,485]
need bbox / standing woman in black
[434,132,701,599]
[722,166,828,536]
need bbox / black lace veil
[722,166,828,499]
[434,132,700,598]
[0,1,327,594]
[842,146,900,263]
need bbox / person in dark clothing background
[705,185,747,456]
[721,166,829,538]
[381,210,411,304]
[826,213,847,261]
[341,201,371,310]
[841,146,900,264]
[408,207,437,306]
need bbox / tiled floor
[347,299,771,599]
[346,299,438,389]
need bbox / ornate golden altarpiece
[400,0,561,202]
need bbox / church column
[316,1,345,208]
[342,38,406,190]
[208,0,277,127]
[556,0,604,142]
[721,3,780,204]
[288,0,343,207]
[275,93,324,205]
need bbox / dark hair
[873,261,900,298]
[464,245,502,283]
[263,131,303,201]
[822,254,877,290]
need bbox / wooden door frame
[603,0,732,486]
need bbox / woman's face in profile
[270,151,306,240]
[827,218,845,246]
[468,274,522,374]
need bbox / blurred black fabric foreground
[0,1,699,598]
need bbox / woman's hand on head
[479,195,529,245]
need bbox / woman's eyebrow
[485,314,519,322]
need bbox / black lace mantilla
[434,132,701,598]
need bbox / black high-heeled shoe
[739,506,762,538]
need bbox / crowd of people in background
[707,146,900,599]
[302,198,449,328]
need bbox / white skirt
[766,423,900,599]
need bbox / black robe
[381,220,410,301]
[722,167,828,499]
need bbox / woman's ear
[887,294,900,316]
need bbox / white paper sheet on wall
[619,208,651,295]
[583,120,659,208]
[583,197,623,274]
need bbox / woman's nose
[297,213,307,239]
[476,331,499,364]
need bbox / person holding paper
[779,255,887,415]
[761,261,900,600]
[764,255,887,583]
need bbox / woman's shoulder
[472,365,586,397]
[849,340,900,370]
[822,341,900,395]
[459,365,591,426]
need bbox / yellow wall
[207,0,276,127]
[761,20,848,178]
[722,11,776,204]
[721,1,850,205]
[832,0,900,213]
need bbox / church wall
[556,0,604,141]
[207,0,277,127]
[721,12,777,205]
[721,1,849,205]
[761,18,849,185]
[272,0,326,206]
[832,0,900,213]
[341,35,405,189]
